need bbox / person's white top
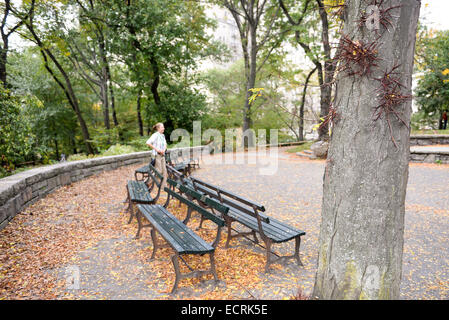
[146,132,167,156]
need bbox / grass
[411,129,449,135]
[285,141,314,153]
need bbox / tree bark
[279,0,335,142]
[0,45,6,86]
[299,67,317,141]
[223,0,280,147]
[243,22,257,146]
[149,52,161,107]
[313,0,420,300]
[1,0,27,87]
[137,88,144,136]
[315,0,333,142]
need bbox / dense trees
[0,0,227,173]
[4,0,322,175]
[414,29,449,129]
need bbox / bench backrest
[190,177,266,212]
[166,164,184,180]
[165,178,227,227]
[189,177,269,224]
[148,163,163,188]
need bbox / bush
[66,153,97,161]
[127,137,150,151]
[102,144,136,156]
[0,85,36,173]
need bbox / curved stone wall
[0,146,207,230]
[410,134,449,146]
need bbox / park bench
[166,150,190,175]
[187,176,306,272]
[166,149,200,176]
[137,178,228,293]
[126,163,163,238]
[134,164,149,181]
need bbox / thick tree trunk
[313,0,420,300]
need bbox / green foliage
[200,60,246,131]
[0,85,36,174]
[127,137,151,152]
[89,127,122,153]
[414,29,449,129]
[148,83,208,136]
[67,144,137,161]
[8,48,80,159]
[101,144,136,156]
[285,141,313,153]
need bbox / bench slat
[135,165,149,174]
[127,181,153,203]
[191,177,266,212]
[227,209,305,243]
[138,204,214,255]
[165,186,226,228]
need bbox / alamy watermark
[65,265,80,290]
[169,121,280,175]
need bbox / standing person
[146,122,168,189]
[443,111,448,130]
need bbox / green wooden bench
[166,151,190,175]
[134,164,150,182]
[137,178,228,293]
[187,177,306,273]
[126,163,163,238]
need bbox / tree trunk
[313,0,420,300]
[100,81,110,130]
[149,53,161,107]
[299,67,317,141]
[242,24,257,147]
[54,137,60,161]
[24,2,95,154]
[316,0,333,141]
[137,89,144,136]
[0,45,7,86]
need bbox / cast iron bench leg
[127,190,134,224]
[209,252,219,281]
[170,252,219,294]
[294,236,304,267]
[150,228,158,259]
[171,254,181,293]
[135,210,143,239]
[265,240,273,273]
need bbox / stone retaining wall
[410,134,449,146]
[0,146,207,230]
[410,149,449,164]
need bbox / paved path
[1,148,448,299]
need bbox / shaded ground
[0,148,448,299]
